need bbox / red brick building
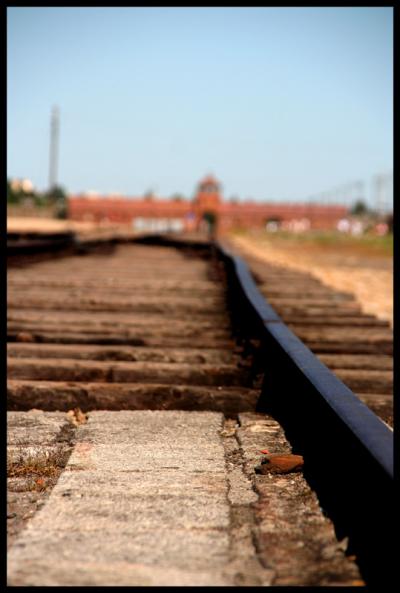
[68,175,348,233]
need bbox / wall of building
[68,179,349,232]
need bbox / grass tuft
[7,446,70,490]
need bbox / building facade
[68,175,349,232]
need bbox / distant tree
[7,179,23,204]
[55,201,68,219]
[34,193,48,208]
[386,213,393,233]
[8,179,70,213]
[47,185,67,204]
[351,200,368,216]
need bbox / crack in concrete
[221,417,275,586]
[7,412,79,548]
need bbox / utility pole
[387,171,393,214]
[342,182,352,208]
[374,172,392,217]
[348,182,357,207]
[371,174,383,217]
[354,180,364,204]
[49,106,60,191]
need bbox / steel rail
[215,240,393,586]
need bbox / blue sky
[7,7,393,206]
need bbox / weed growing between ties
[7,444,72,548]
[7,445,71,492]
[7,414,80,547]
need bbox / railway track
[222,240,394,428]
[7,233,393,586]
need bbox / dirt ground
[7,217,96,234]
[7,217,148,254]
[7,217,134,239]
[229,233,393,328]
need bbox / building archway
[202,211,218,235]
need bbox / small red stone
[256,454,304,474]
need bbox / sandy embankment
[229,234,393,328]
[6,217,134,240]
